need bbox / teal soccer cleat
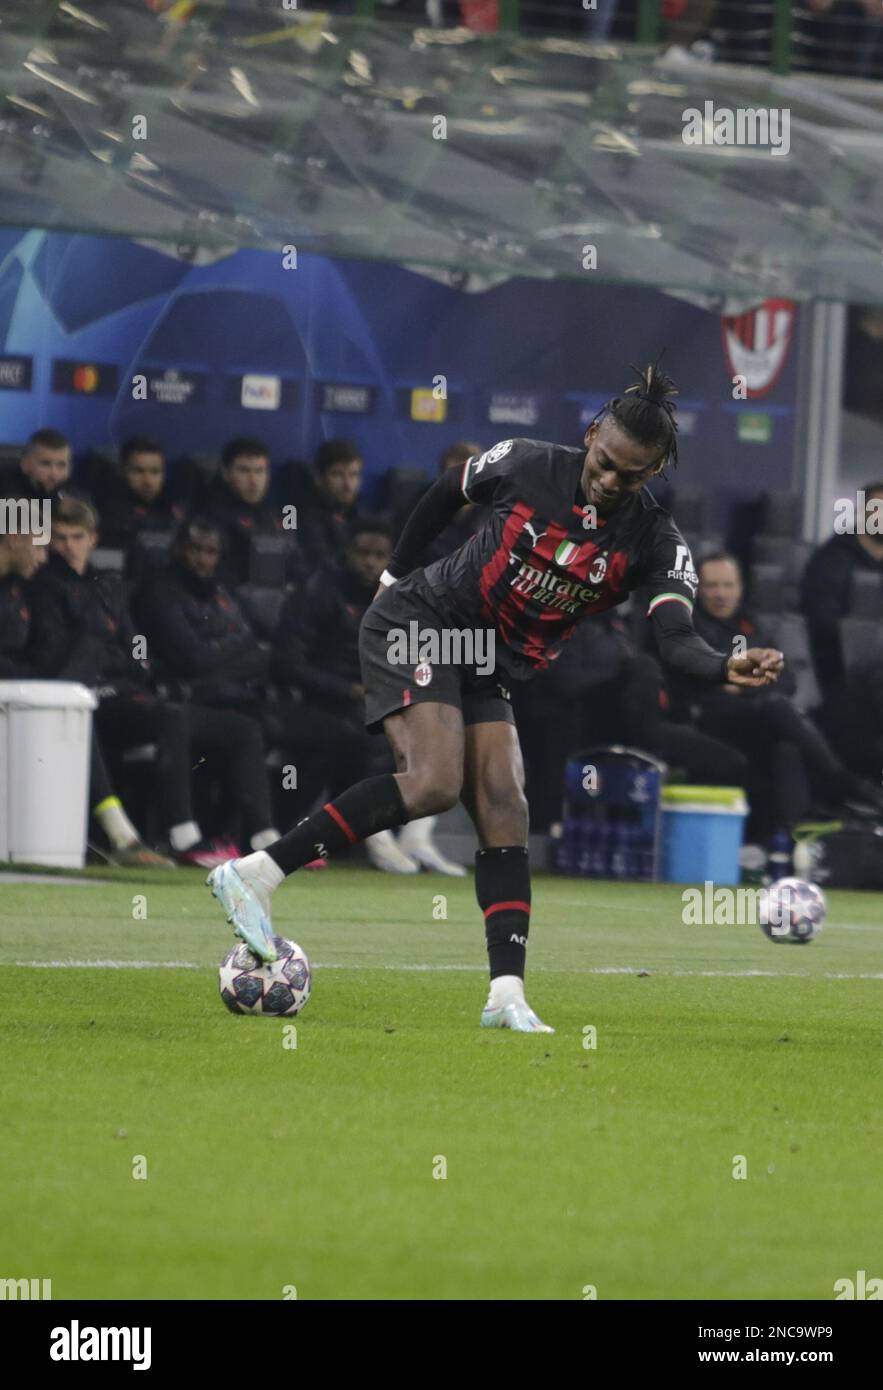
[206,861,277,963]
[480,1001,555,1033]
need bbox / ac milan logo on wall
[721,298,795,399]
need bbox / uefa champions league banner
[0,228,797,514]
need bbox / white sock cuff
[237,850,285,893]
[489,974,526,1007]
[250,828,280,853]
[169,821,201,852]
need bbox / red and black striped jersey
[418,437,700,679]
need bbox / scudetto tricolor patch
[553,539,580,568]
[647,591,693,616]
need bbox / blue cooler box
[661,786,748,885]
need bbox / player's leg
[460,719,553,1034]
[190,706,280,854]
[208,701,465,960]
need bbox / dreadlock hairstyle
[592,358,680,476]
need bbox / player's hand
[725,647,784,688]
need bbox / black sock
[267,774,408,876]
[475,845,531,980]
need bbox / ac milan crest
[414,662,433,687]
[721,298,795,399]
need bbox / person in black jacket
[202,436,299,589]
[287,439,362,576]
[684,553,883,831]
[30,499,278,867]
[0,428,88,530]
[137,517,356,839]
[135,517,271,711]
[0,532,46,676]
[800,485,883,782]
[800,484,883,702]
[96,435,184,568]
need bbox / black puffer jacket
[28,551,150,694]
[135,560,269,706]
[0,575,35,678]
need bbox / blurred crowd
[1,429,882,875]
[370,0,883,79]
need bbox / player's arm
[650,597,783,687]
[378,467,464,595]
[377,439,519,597]
[642,522,783,687]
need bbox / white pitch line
[6,960,883,982]
[10,959,201,969]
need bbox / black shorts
[359,575,515,734]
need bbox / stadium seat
[761,492,801,538]
[752,534,790,565]
[0,443,24,472]
[248,534,288,587]
[121,743,158,765]
[668,490,707,535]
[682,530,723,564]
[384,464,432,534]
[80,448,118,502]
[748,562,787,612]
[758,611,821,712]
[236,584,286,638]
[90,547,125,574]
[841,617,883,672]
[186,452,220,511]
[130,529,173,578]
[850,569,883,619]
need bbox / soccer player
[208,363,785,1032]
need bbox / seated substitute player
[207,363,785,1033]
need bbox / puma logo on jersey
[522,520,547,548]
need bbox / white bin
[0,681,97,869]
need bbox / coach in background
[683,553,883,829]
[203,436,299,589]
[97,435,184,565]
[0,532,45,676]
[30,499,279,867]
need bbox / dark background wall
[0,228,798,519]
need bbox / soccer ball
[759,877,826,945]
[219,937,311,1015]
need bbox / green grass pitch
[0,864,881,1300]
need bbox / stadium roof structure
[1,0,883,304]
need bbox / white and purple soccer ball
[219,936,311,1015]
[760,877,826,945]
